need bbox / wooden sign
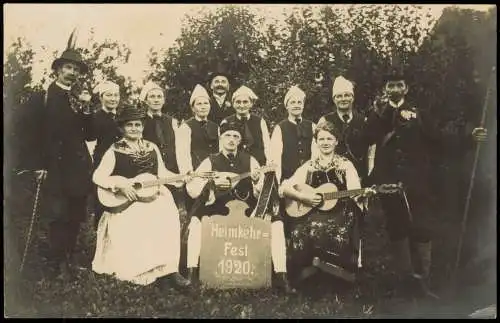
[199,200,272,289]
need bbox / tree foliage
[147,5,437,126]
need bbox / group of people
[27,40,488,299]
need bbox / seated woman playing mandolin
[91,104,191,289]
[280,120,375,282]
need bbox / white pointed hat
[284,85,306,106]
[139,81,163,102]
[232,85,258,102]
[332,76,354,96]
[189,84,210,106]
[93,80,119,96]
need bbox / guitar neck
[323,188,366,200]
[141,175,185,188]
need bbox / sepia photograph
[4,3,496,318]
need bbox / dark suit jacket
[208,93,233,126]
[41,82,94,197]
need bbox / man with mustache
[207,72,234,125]
[318,76,370,182]
[364,67,488,300]
[32,43,94,278]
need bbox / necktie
[342,114,350,124]
[295,117,303,137]
[239,117,254,149]
[227,153,235,160]
[154,115,167,147]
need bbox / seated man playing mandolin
[280,120,378,283]
[91,104,191,290]
[185,121,296,294]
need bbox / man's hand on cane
[472,127,488,142]
[34,170,47,183]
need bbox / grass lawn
[4,175,495,318]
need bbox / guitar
[209,164,277,193]
[98,172,212,212]
[284,182,402,218]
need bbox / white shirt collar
[213,93,227,105]
[389,99,405,108]
[236,113,250,121]
[147,110,162,118]
[336,110,353,123]
[221,149,237,159]
[194,115,208,122]
[55,81,72,91]
[102,106,117,115]
[288,115,303,124]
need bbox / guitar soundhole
[132,183,142,190]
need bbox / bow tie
[199,120,207,127]
[152,114,162,119]
[237,116,249,122]
[295,117,302,124]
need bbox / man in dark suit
[33,45,94,277]
[364,67,488,300]
[207,72,233,125]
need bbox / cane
[19,174,44,274]
[451,66,496,287]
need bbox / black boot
[412,241,440,300]
[275,272,297,295]
[168,272,192,291]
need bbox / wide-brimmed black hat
[51,49,89,74]
[116,104,147,124]
[382,51,407,83]
[207,64,234,84]
[383,67,407,84]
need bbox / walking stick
[451,66,496,287]
[19,174,45,274]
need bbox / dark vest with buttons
[224,114,266,166]
[278,118,314,181]
[142,114,179,173]
[186,117,219,170]
[322,111,369,179]
[206,151,256,215]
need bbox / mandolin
[284,182,402,218]
[98,171,212,212]
[209,164,277,192]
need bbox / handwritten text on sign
[200,200,272,289]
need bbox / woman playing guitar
[280,120,376,284]
[91,104,191,290]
